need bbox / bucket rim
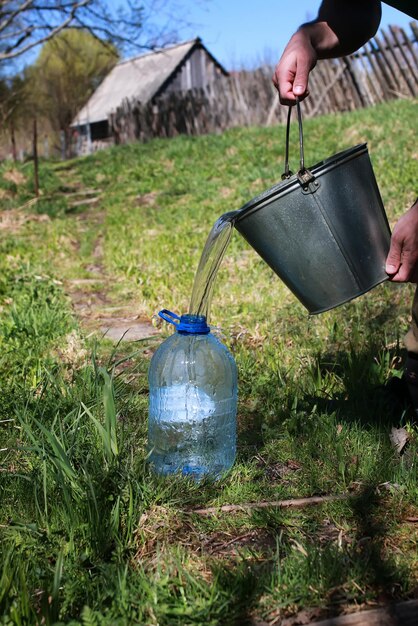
[235,143,368,223]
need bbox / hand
[272,30,317,105]
[386,200,418,283]
[272,1,382,106]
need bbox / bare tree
[0,0,197,64]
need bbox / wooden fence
[110,22,417,144]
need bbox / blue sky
[9,0,415,74]
[177,0,415,69]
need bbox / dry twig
[192,494,348,516]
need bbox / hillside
[0,99,417,625]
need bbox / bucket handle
[282,98,317,191]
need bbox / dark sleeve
[315,0,382,55]
[382,0,418,20]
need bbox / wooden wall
[159,46,227,94]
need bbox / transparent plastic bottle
[148,310,237,479]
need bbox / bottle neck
[177,314,210,335]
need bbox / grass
[0,98,417,625]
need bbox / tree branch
[0,0,35,34]
[0,0,91,61]
[0,0,194,64]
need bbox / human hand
[385,200,418,283]
[272,29,317,105]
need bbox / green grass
[0,99,417,625]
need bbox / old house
[71,37,228,150]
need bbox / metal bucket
[235,100,391,314]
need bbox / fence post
[388,25,417,96]
[33,118,39,198]
[10,119,17,162]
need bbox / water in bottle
[148,310,237,479]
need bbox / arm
[272,0,382,105]
[386,199,418,283]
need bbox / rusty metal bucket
[234,100,391,314]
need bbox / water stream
[188,210,239,320]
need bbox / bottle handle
[158,309,210,334]
[158,309,180,327]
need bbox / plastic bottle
[148,310,237,479]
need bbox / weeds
[0,100,417,624]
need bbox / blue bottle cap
[158,309,210,334]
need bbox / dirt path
[67,225,158,343]
[55,166,158,343]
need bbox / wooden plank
[308,69,328,115]
[374,33,405,96]
[400,25,418,74]
[352,54,374,107]
[339,63,357,111]
[322,59,345,111]
[369,38,396,99]
[356,47,381,104]
[364,43,387,101]
[381,28,415,96]
[313,62,331,111]
[266,92,279,127]
[328,59,350,111]
[389,25,418,93]
[303,599,418,626]
[343,56,367,108]
[313,61,335,114]
[309,64,347,117]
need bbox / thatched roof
[72,38,226,126]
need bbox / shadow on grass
[199,484,413,625]
[299,341,410,427]
[349,486,409,600]
[236,346,409,469]
[215,348,415,622]
[208,557,273,626]
[237,408,266,460]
